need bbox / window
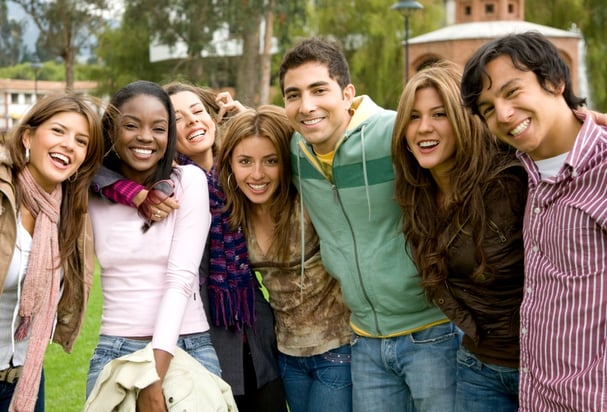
[485,4,495,13]
[11,93,19,104]
[24,93,33,104]
[465,5,471,15]
[508,4,514,13]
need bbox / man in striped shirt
[461,32,607,411]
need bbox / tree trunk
[259,2,274,105]
[236,15,261,106]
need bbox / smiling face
[477,55,569,160]
[230,135,280,207]
[171,90,216,162]
[282,61,354,155]
[114,94,169,183]
[22,111,90,193]
[406,87,457,178]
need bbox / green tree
[92,4,172,97]
[303,0,443,109]
[0,2,29,66]
[8,0,108,91]
[581,0,607,111]
[526,0,607,111]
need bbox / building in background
[0,79,97,133]
[404,0,587,99]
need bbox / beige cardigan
[84,343,237,412]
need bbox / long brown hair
[216,105,296,262]
[7,93,104,301]
[391,61,516,300]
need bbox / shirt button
[534,207,540,214]
[532,245,539,253]
[526,287,533,294]
[521,327,527,335]
[522,367,529,373]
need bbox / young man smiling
[279,38,458,412]
[461,31,607,411]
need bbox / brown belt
[0,366,22,384]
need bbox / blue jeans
[455,346,518,412]
[0,369,44,412]
[86,332,220,398]
[279,344,352,412]
[351,322,459,412]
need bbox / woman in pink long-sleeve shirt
[85,80,220,411]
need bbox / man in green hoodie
[279,37,458,412]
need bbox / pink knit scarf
[11,167,62,412]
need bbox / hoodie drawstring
[359,125,372,221]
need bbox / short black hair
[278,37,352,95]
[461,31,585,116]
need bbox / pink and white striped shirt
[518,114,607,411]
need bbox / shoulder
[174,164,207,187]
[0,145,11,166]
[0,145,13,181]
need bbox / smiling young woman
[0,93,104,411]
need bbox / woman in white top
[85,81,219,411]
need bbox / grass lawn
[43,266,102,411]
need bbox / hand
[137,180,179,224]
[143,197,180,223]
[136,381,167,412]
[576,108,607,126]
[215,91,246,122]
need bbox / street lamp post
[29,58,43,102]
[391,1,424,84]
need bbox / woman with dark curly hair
[392,60,526,412]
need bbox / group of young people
[1,29,605,412]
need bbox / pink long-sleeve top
[88,165,211,355]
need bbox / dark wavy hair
[8,93,104,302]
[101,80,177,185]
[461,31,586,117]
[391,60,518,300]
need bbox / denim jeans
[86,332,220,398]
[0,369,44,412]
[351,322,459,412]
[454,346,518,412]
[279,344,352,412]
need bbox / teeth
[250,184,267,190]
[302,118,322,126]
[187,130,206,141]
[510,119,530,137]
[419,140,438,148]
[133,148,152,155]
[50,153,69,165]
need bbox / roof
[409,20,582,44]
[0,78,97,92]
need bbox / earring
[25,147,30,163]
[348,107,355,116]
[68,170,78,183]
[227,173,235,189]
